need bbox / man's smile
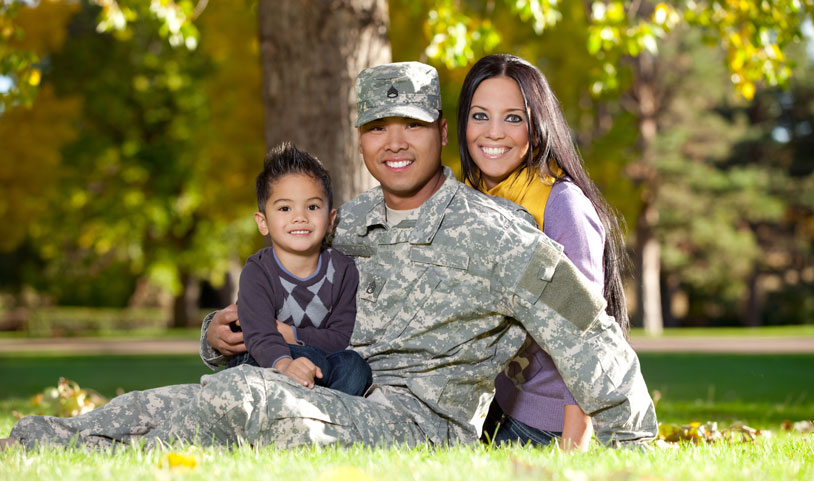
[385,159,414,169]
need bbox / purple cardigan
[493,180,605,432]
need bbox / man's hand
[206,304,247,356]
[274,357,323,388]
[276,321,298,345]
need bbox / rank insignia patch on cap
[354,61,441,127]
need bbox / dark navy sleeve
[237,254,292,367]
[293,252,358,353]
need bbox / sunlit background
[1,0,812,336]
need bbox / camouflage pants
[10,365,427,449]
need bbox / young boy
[227,142,371,396]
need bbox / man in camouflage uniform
[5,62,656,450]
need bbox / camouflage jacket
[202,167,657,446]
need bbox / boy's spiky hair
[256,142,333,212]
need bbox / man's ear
[357,127,363,153]
[254,211,269,236]
[439,118,449,146]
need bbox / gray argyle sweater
[237,247,359,367]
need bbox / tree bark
[257,0,391,205]
[632,51,664,335]
[744,266,763,327]
[172,272,201,328]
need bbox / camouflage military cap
[354,62,441,127]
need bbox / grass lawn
[630,324,814,338]
[1,352,812,481]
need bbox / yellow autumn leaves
[657,421,769,444]
[158,449,198,471]
[25,377,108,418]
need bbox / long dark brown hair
[457,53,630,336]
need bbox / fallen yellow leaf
[158,451,197,470]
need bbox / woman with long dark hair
[458,53,630,450]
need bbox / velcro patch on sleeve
[515,240,561,304]
[539,260,606,332]
[517,240,605,332]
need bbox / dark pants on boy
[226,345,372,397]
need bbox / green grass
[0,327,202,340]
[1,352,813,481]
[630,325,814,338]
[0,354,211,398]
[639,353,813,426]
[0,433,811,481]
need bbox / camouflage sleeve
[199,311,226,370]
[514,286,658,445]
[495,228,657,445]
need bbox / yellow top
[483,167,558,230]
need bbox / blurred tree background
[0,0,811,333]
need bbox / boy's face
[358,116,448,210]
[255,173,337,259]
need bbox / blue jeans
[226,345,372,397]
[481,400,561,447]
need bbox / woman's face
[465,76,530,190]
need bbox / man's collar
[356,167,460,243]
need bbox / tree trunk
[632,51,664,335]
[257,0,391,205]
[172,272,201,328]
[215,256,243,306]
[744,265,763,327]
[636,203,663,335]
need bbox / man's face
[358,116,448,210]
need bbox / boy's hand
[274,357,323,388]
[206,304,247,356]
[276,321,298,344]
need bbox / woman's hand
[560,404,593,451]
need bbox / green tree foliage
[641,27,813,326]
[727,51,814,325]
[420,0,814,99]
[390,0,812,327]
[3,0,811,330]
[1,1,263,325]
[1,1,40,110]
[90,0,201,49]
[390,0,640,216]
[0,0,200,110]
[0,0,81,251]
[32,2,212,314]
[654,29,784,324]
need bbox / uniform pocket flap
[334,244,375,258]
[410,246,469,270]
